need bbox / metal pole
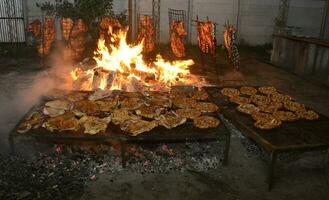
[319,0,329,39]
[187,0,193,44]
[128,0,133,42]
[236,0,241,42]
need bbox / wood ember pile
[37,18,56,56]
[196,20,216,55]
[137,16,155,53]
[170,21,187,58]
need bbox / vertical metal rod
[236,0,241,41]
[268,151,277,191]
[120,141,126,168]
[128,0,133,42]
[319,0,329,39]
[223,130,231,166]
[22,0,28,44]
[9,135,16,156]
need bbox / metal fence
[0,0,25,43]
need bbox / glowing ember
[71,26,202,91]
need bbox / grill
[9,87,231,168]
[205,86,329,190]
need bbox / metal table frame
[9,96,231,168]
[205,86,329,191]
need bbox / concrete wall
[287,0,326,38]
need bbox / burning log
[61,17,74,41]
[137,16,155,53]
[170,21,187,58]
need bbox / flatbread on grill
[120,119,158,136]
[45,99,72,110]
[258,102,282,113]
[17,122,32,134]
[237,104,260,115]
[250,95,271,106]
[17,112,44,133]
[146,95,172,108]
[220,88,240,98]
[43,106,66,117]
[111,109,140,125]
[191,89,209,100]
[240,86,257,96]
[254,118,281,130]
[43,112,80,132]
[269,92,292,103]
[79,116,111,135]
[135,105,164,119]
[120,97,143,110]
[95,99,118,112]
[229,96,251,105]
[172,97,197,109]
[273,111,299,122]
[258,86,277,95]
[66,92,87,102]
[169,90,191,99]
[175,108,202,119]
[88,90,112,101]
[193,116,220,129]
[74,100,100,115]
[157,112,187,129]
[283,101,305,112]
[295,109,319,121]
[194,102,219,113]
[251,112,274,121]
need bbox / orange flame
[71,26,200,91]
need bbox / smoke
[0,44,74,154]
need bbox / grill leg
[223,131,231,166]
[9,134,16,156]
[268,151,277,191]
[120,141,126,168]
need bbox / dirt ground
[0,46,329,200]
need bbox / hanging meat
[223,23,240,70]
[196,21,216,55]
[38,18,56,56]
[60,17,74,41]
[99,16,122,47]
[71,19,88,38]
[65,19,88,61]
[170,20,187,58]
[100,16,122,31]
[70,34,86,60]
[27,19,41,37]
[136,16,155,53]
